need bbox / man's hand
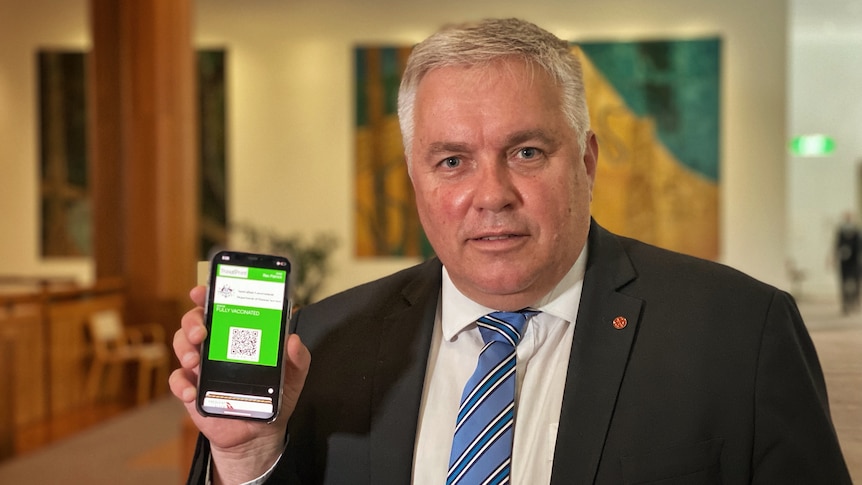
[169,285,311,484]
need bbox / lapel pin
[612,316,627,330]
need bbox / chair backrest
[88,309,125,352]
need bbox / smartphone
[196,250,292,421]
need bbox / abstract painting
[578,39,721,260]
[354,46,431,258]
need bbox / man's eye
[441,157,461,168]
[518,147,540,159]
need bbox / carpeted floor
[0,396,187,484]
[800,299,862,483]
[0,299,857,484]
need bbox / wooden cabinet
[0,278,128,430]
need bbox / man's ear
[583,131,599,193]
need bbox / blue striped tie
[447,310,538,485]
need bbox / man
[835,211,861,314]
[171,18,851,484]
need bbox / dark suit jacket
[188,222,851,484]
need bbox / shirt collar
[441,243,588,341]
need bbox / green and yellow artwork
[354,46,430,258]
[578,39,721,261]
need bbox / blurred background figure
[835,211,861,314]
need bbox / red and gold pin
[612,316,628,330]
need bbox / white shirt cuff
[204,448,285,485]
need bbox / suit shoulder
[614,234,782,297]
[295,258,441,320]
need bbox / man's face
[409,59,598,310]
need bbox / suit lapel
[550,222,643,484]
[369,259,442,485]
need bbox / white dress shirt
[412,246,587,485]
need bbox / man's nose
[472,160,518,211]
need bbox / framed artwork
[579,39,721,260]
[39,51,89,257]
[353,46,431,258]
[197,50,228,259]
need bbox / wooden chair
[86,309,169,405]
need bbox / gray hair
[397,18,591,166]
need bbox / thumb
[281,333,311,414]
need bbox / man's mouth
[478,235,517,241]
[472,233,525,242]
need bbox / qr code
[227,327,262,362]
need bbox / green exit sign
[790,134,836,156]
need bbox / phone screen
[197,251,291,421]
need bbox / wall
[0,0,791,300]
[0,0,90,282]
[788,29,862,299]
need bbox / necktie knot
[477,309,539,347]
